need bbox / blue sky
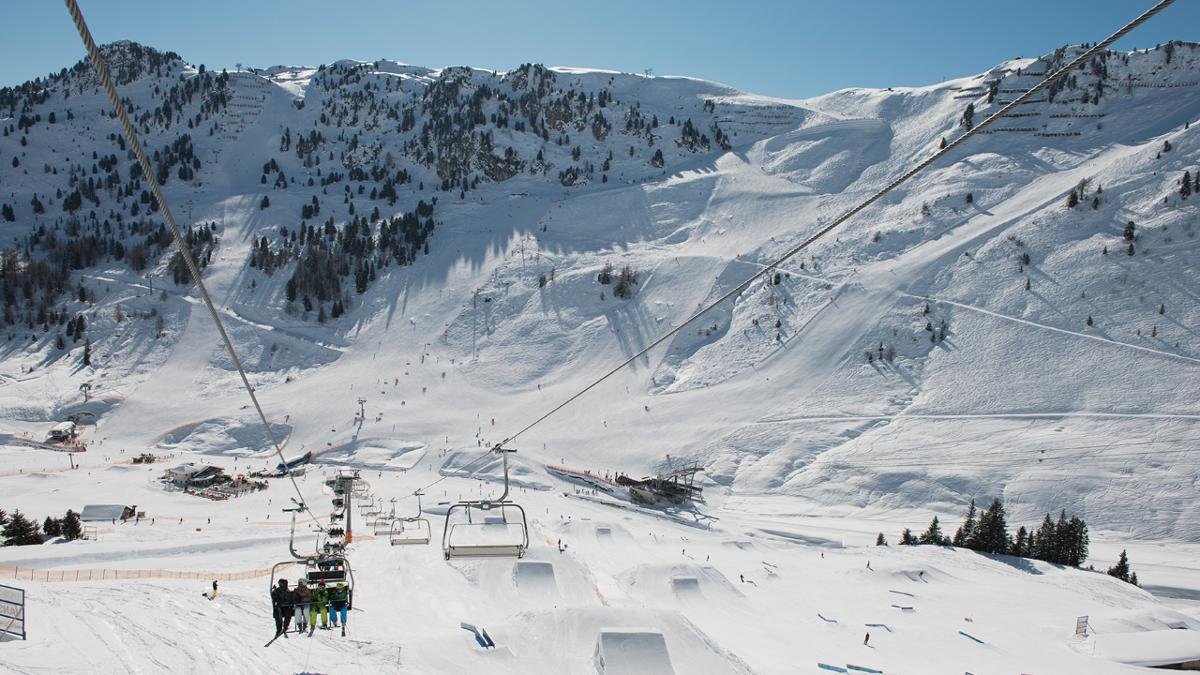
[4,0,1197,97]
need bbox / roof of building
[79,504,129,521]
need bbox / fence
[0,565,273,584]
[0,583,25,640]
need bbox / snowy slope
[1,40,1199,673]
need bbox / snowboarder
[271,579,293,638]
[330,582,350,636]
[204,579,218,600]
[292,580,311,634]
[310,580,330,631]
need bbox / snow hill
[0,40,1199,673]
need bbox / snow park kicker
[0,0,1199,672]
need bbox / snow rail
[1,565,273,583]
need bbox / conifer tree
[42,516,62,537]
[919,516,945,545]
[900,528,917,545]
[61,510,83,541]
[876,532,887,546]
[1011,526,1028,556]
[1034,513,1057,562]
[1107,549,1132,583]
[1066,516,1089,566]
[971,498,1009,554]
[2,510,43,546]
[953,499,976,547]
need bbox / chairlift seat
[389,518,432,546]
[442,503,528,560]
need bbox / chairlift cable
[492,0,1177,450]
[62,0,325,533]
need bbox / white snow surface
[1,41,1200,672]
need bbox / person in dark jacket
[329,581,350,635]
[292,580,311,634]
[270,579,293,637]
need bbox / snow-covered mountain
[2,38,1200,672]
[4,39,1197,536]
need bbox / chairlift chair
[442,446,529,559]
[389,491,432,546]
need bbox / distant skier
[330,582,350,636]
[310,580,330,631]
[292,580,311,634]
[864,632,870,646]
[271,579,293,638]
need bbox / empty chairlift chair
[389,491,432,546]
[442,446,529,560]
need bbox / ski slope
[1,39,1200,672]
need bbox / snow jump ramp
[594,629,675,675]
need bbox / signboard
[0,583,25,640]
[1075,615,1089,636]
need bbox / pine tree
[952,499,976,547]
[82,338,92,366]
[972,498,1009,554]
[1053,510,1070,565]
[42,516,62,537]
[1066,190,1079,208]
[1011,526,1028,557]
[1034,513,1057,562]
[260,195,270,209]
[876,532,887,546]
[919,516,945,545]
[1062,516,1089,566]
[1183,171,1193,200]
[1107,549,1132,583]
[900,528,917,545]
[2,510,43,546]
[61,510,83,541]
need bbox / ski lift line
[491,0,1178,451]
[62,0,325,533]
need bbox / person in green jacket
[329,581,350,636]
[309,580,329,632]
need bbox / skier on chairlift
[310,580,330,632]
[270,579,293,638]
[292,579,311,634]
[330,581,350,636]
